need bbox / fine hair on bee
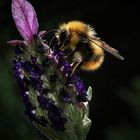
[54,21,124,75]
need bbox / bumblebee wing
[89,37,124,60]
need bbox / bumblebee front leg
[64,50,75,58]
[70,59,82,76]
[59,44,66,50]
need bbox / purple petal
[12,0,39,41]
[7,40,25,46]
[38,31,47,38]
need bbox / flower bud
[12,37,92,140]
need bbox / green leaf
[87,86,93,101]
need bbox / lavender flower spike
[8,1,93,140]
[12,0,39,42]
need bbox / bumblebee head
[56,28,70,45]
[56,21,96,45]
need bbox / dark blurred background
[0,0,140,140]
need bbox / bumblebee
[55,21,124,74]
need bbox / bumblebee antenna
[41,29,56,50]
[45,29,57,35]
[49,34,56,50]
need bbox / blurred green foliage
[0,39,42,140]
[106,78,140,140]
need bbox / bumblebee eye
[58,29,69,43]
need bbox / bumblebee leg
[70,60,82,76]
[59,40,68,50]
[64,50,74,58]
[59,44,65,50]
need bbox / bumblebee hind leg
[69,51,83,75]
[64,50,75,58]
[70,60,82,76]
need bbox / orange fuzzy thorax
[59,21,96,47]
[60,21,90,33]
